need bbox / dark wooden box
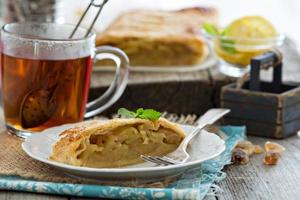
[221,51,300,139]
[221,81,300,139]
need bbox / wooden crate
[221,51,300,139]
[221,82,300,138]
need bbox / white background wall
[62,0,300,52]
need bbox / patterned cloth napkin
[0,126,245,200]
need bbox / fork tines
[141,155,182,166]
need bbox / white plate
[93,53,217,73]
[22,122,225,182]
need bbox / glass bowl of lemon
[203,16,285,77]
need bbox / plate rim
[22,123,226,173]
[92,52,217,73]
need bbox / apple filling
[96,38,206,66]
[75,124,183,168]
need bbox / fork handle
[179,108,230,150]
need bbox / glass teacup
[0,22,129,138]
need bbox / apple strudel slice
[49,118,185,168]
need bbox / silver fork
[141,108,230,165]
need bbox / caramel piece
[263,141,285,165]
[232,148,250,165]
[264,150,281,165]
[254,145,264,154]
[265,141,285,153]
[235,141,255,155]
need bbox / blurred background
[0,0,299,46]
[1,0,299,52]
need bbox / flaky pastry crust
[50,118,186,168]
[96,7,218,66]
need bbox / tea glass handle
[84,46,129,118]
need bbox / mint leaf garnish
[137,109,161,120]
[203,23,237,54]
[221,27,229,36]
[220,39,236,54]
[203,23,220,36]
[117,108,135,118]
[118,108,161,120]
[220,27,236,53]
[135,108,144,117]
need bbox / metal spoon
[69,0,109,38]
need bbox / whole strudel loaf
[96,7,218,66]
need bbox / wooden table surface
[1,40,300,199]
[1,135,299,200]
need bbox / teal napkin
[0,126,245,200]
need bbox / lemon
[215,16,277,67]
[226,16,277,39]
[215,43,265,66]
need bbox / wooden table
[1,135,299,200]
[1,40,300,199]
